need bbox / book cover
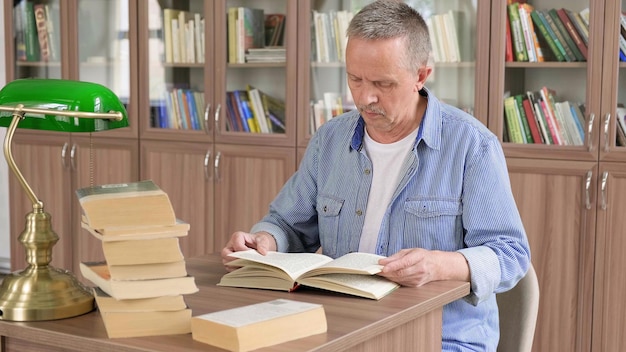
[238,7,265,63]
[81,219,188,240]
[517,5,536,62]
[555,8,588,60]
[96,236,184,266]
[566,9,588,47]
[538,87,564,145]
[503,95,524,143]
[163,8,182,63]
[80,262,198,299]
[536,10,570,61]
[508,3,528,62]
[245,85,271,133]
[530,10,565,62]
[94,286,192,339]
[33,4,50,61]
[544,9,581,61]
[514,94,534,143]
[191,299,327,352]
[527,91,553,145]
[23,2,40,61]
[93,287,187,313]
[264,13,285,47]
[521,95,543,143]
[218,250,400,300]
[76,180,177,230]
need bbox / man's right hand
[221,231,277,270]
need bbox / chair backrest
[496,263,540,352]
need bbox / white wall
[0,3,11,273]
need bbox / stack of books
[76,180,199,338]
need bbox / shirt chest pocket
[316,195,344,256]
[403,199,463,250]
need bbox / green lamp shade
[0,78,129,132]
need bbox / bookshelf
[491,0,626,351]
[10,1,626,350]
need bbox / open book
[218,250,400,300]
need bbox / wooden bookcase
[13,0,626,351]
[490,0,626,351]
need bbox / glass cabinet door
[603,0,626,162]
[490,0,599,161]
[73,0,136,137]
[215,0,296,147]
[140,0,211,142]
[298,0,486,147]
[11,0,62,79]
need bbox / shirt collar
[350,87,442,151]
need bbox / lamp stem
[3,105,43,210]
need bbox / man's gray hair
[346,0,432,70]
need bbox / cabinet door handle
[587,113,595,151]
[214,151,221,182]
[70,143,77,171]
[585,170,592,210]
[601,171,608,210]
[204,150,212,181]
[204,103,212,135]
[603,113,611,152]
[61,142,69,168]
[214,104,221,133]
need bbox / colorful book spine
[556,8,588,60]
[548,8,585,61]
[531,10,565,62]
[508,3,528,62]
[504,96,525,144]
[537,10,571,62]
[514,94,534,143]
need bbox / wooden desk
[0,254,469,352]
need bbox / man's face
[345,36,429,141]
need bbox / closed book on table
[76,180,176,230]
[191,299,327,352]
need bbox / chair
[496,263,540,352]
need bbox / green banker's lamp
[0,79,128,321]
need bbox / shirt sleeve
[458,136,531,305]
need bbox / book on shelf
[541,9,577,62]
[244,46,286,63]
[191,299,327,352]
[76,180,176,230]
[44,4,60,61]
[33,4,51,61]
[565,9,589,47]
[94,288,192,338]
[503,95,525,144]
[530,10,565,62]
[22,1,40,61]
[547,8,585,61]
[508,3,528,62]
[520,94,543,143]
[526,91,553,145]
[218,250,400,300]
[246,85,271,133]
[518,4,537,62]
[264,13,285,46]
[514,94,534,143]
[520,3,544,62]
[556,8,588,61]
[80,262,198,299]
[238,7,265,63]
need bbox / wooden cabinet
[490,0,626,350]
[137,0,297,255]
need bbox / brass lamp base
[0,265,94,321]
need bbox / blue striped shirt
[251,89,530,351]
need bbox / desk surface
[0,254,469,352]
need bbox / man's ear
[415,66,433,91]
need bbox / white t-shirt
[358,127,419,253]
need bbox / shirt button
[323,206,328,212]
[364,169,371,175]
[356,209,363,216]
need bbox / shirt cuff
[250,222,289,252]
[457,246,501,305]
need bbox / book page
[298,273,399,300]
[300,252,386,278]
[227,250,333,280]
